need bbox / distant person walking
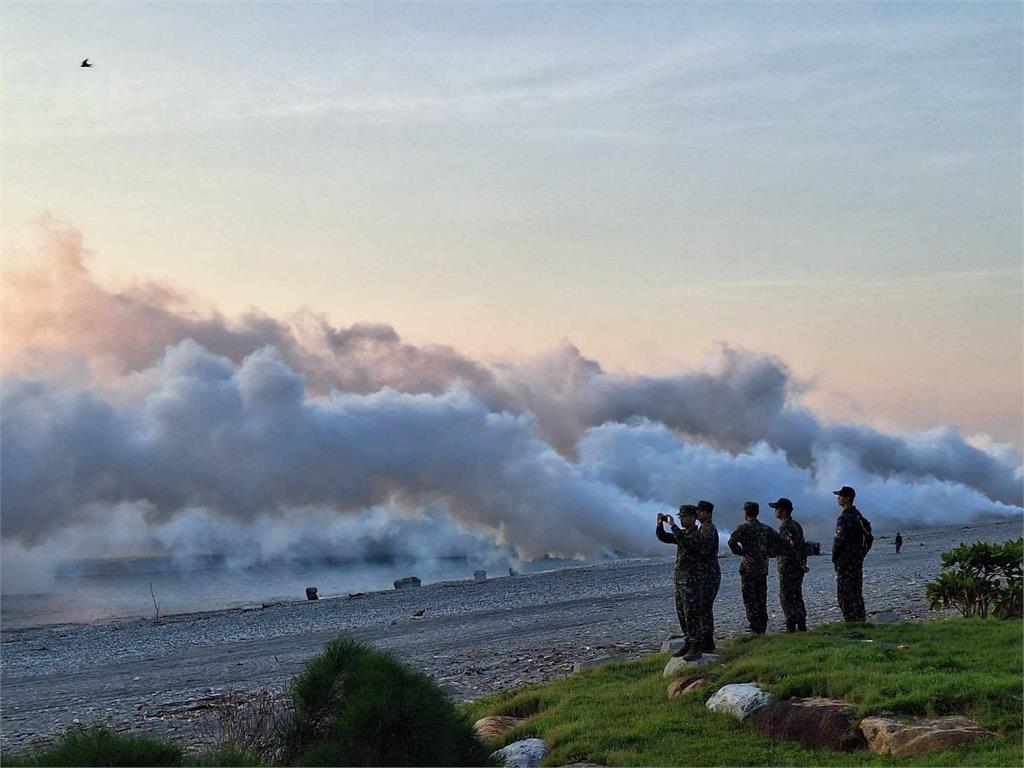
[832,486,874,623]
[695,500,720,652]
[770,497,809,632]
[657,505,703,659]
[895,532,903,553]
[728,502,785,635]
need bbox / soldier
[728,502,785,634]
[769,497,808,632]
[695,500,720,652]
[895,532,903,554]
[656,505,703,659]
[832,485,873,623]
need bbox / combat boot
[701,634,715,652]
[796,620,807,632]
[682,646,703,661]
[670,639,692,658]
[785,621,796,633]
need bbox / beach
[1,518,1018,753]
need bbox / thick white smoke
[1,222,1021,581]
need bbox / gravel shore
[1,518,1018,753]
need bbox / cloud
[2,222,1021,574]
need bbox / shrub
[281,636,492,766]
[2,727,182,766]
[926,538,1023,618]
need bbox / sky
[1,2,1022,586]
[3,1,1021,445]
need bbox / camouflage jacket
[656,521,701,574]
[777,517,807,573]
[728,519,785,574]
[698,521,721,574]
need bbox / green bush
[925,538,1023,618]
[282,636,492,766]
[2,727,182,767]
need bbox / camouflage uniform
[833,506,868,622]
[657,520,700,641]
[696,520,721,647]
[728,518,784,634]
[777,517,808,631]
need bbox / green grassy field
[464,618,1023,767]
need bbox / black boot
[701,634,716,652]
[785,621,796,633]
[682,645,703,661]
[671,639,692,658]
[797,620,807,632]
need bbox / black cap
[833,486,856,500]
[678,504,698,517]
[768,497,793,511]
[743,501,759,516]
[697,500,714,513]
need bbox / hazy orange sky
[3,1,1021,446]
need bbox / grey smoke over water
[2,224,1021,589]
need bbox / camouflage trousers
[700,566,721,642]
[778,565,807,630]
[836,559,866,622]
[673,571,701,640]
[740,567,768,634]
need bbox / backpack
[857,513,874,556]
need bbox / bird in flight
[81,58,92,67]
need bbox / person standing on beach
[770,497,809,632]
[832,485,873,623]
[895,532,903,553]
[728,502,785,634]
[656,505,703,658]
[695,500,720,652]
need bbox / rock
[411,609,425,618]
[663,653,719,678]
[705,683,775,720]
[491,737,548,768]
[667,674,711,699]
[660,638,687,655]
[755,697,866,752]
[474,570,487,582]
[474,715,526,741]
[305,587,318,601]
[859,715,996,757]
[869,610,901,624]
[573,655,626,673]
[394,576,422,590]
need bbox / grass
[2,728,184,767]
[464,617,1023,766]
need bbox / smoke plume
[2,222,1021,580]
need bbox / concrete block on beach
[394,576,422,590]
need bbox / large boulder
[663,653,719,678]
[755,697,866,752]
[859,716,996,757]
[394,576,421,590]
[705,683,775,720]
[667,674,712,700]
[491,738,548,768]
[474,715,525,742]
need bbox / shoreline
[2,518,1019,754]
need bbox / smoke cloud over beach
[3,223,1021,586]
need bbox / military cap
[743,501,760,515]
[677,504,699,518]
[832,486,856,500]
[768,497,793,511]
[697,500,714,513]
